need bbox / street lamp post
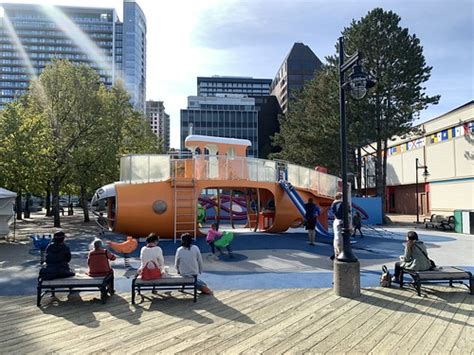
[415,157,429,223]
[334,36,375,298]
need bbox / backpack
[380,265,392,287]
[141,260,162,281]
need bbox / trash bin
[454,210,463,233]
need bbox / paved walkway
[1,286,472,354]
[1,211,473,295]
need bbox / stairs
[173,178,197,242]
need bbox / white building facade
[362,101,473,216]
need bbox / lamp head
[349,65,368,100]
[422,167,430,180]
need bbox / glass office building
[122,0,146,112]
[181,95,259,157]
[270,42,322,113]
[0,1,146,110]
[197,76,271,97]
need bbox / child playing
[206,223,234,259]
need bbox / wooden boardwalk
[0,286,472,354]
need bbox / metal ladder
[173,178,197,243]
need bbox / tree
[0,98,49,219]
[273,8,439,220]
[272,65,341,174]
[27,59,103,227]
[71,84,162,222]
[341,8,439,216]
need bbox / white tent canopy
[0,188,16,236]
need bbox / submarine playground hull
[113,179,332,238]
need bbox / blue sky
[3,0,473,147]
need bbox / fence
[119,154,339,197]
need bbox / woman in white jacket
[139,233,164,272]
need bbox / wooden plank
[9,290,247,353]
[367,289,450,353]
[401,290,467,353]
[72,290,274,351]
[172,289,331,354]
[308,287,410,353]
[261,292,372,354]
[60,290,278,353]
[128,289,312,353]
[450,293,473,354]
[274,290,382,353]
[390,290,467,354]
[431,289,472,353]
[1,287,472,354]
[237,291,341,354]
[2,290,237,352]
[329,287,421,353]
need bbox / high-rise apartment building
[146,100,170,152]
[197,76,271,97]
[122,0,146,112]
[0,1,146,110]
[181,94,258,157]
[270,42,322,113]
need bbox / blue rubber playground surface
[2,225,472,296]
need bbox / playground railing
[287,163,340,198]
[119,154,340,197]
[120,155,171,183]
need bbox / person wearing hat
[39,231,75,280]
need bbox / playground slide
[279,180,332,238]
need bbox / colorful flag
[448,128,454,139]
[441,130,448,140]
[455,126,463,137]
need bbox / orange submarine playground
[91,135,341,243]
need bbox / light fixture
[348,64,375,100]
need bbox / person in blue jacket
[304,198,320,246]
[39,231,75,280]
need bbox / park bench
[400,266,473,296]
[424,214,446,229]
[37,273,114,307]
[131,274,197,304]
[439,215,455,231]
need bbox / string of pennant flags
[387,121,473,157]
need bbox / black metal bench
[439,216,455,231]
[400,267,473,296]
[37,274,114,307]
[424,214,447,229]
[131,274,197,304]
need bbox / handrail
[119,154,340,198]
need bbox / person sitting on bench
[87,239,117,277]
[39,231,75,280]
[392,231,432,283]
[175,233,213,295]
[139,233,165,275]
